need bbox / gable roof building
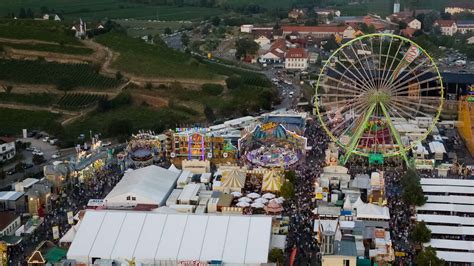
[104,165,180,208]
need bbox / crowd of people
[7,166,123,264]
[284,120,329,265]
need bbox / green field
[94,32,221,80]
[115,19,191,38]
[0,1,222,21]
[64,106,193,139]
[0,19,81,45]
[0,108,61,135]
[0,92,58,106]
[0,42,93,55]
[0,59,122,89]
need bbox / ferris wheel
[314,33,443,164]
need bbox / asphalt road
[263,68,302,110]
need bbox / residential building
[321,235,357,266]
[254,35,271,48]
[445,0,474,15]
[240,24,254,33]
[393,0,400,13]
[282,25,355,39]
[285,48,309,70]
[0,137,15,163]
[407,18,422,30]
[0,191,26,213]
[314,8,341,18]
[288,8,306,21]
[0,211,21,237]
[457,20,474,34]
[435,20,458,36]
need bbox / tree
[18,8,26,19]
[107,119,133,142]
[225,75,243,90]
[416,246,444,266]
[14,162,24,173]
[211,16,220,26]
[280,181,295,200]
[411,221,432,243]
[97,98,112,112]
[32,154,45,165]
[115,71,123,81]
[401,168,427,206]
[40,6,50,15]
[323,35,338,52]
[45,121,64,137]
[144,82,153,90]
[284,170,296,184]
[204,105,215,122]
[0,169,5,180]
[26,8,34,18]
[234,38,259,60]
[268,248,284,264]
[201,83,224,95]
[3,85,13,94]
[181,33,190,47]
[164,27,172,35]
[399,21,408,30]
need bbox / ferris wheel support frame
[314,33,444,165]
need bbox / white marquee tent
[67,210,272,264]
[104,165,180,207]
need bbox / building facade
[0,212,20,237]
[285,48,309,70]
[0,137,15,163]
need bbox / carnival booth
[262,169,284,192]
[214,169,246,193]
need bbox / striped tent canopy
[221,169,246,191]
[262,169,283,192]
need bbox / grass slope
[95,32,221,80]
[0,1,221,21]
[0,19,81,45]
[0,108,61,135]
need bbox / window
[343,259,350,266]
[132,197,136,201]
[126,196,131,200]
[1,146,5,151]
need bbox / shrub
[225,75,243,90]
[201,83,224,95]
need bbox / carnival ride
[126,131,162,165]
[239,123,307,168]
[314,33,443,164]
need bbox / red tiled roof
[271,38,288,50]
[400,27,417,37]
[285,48,308,58]
[282,25,346,33]
[0,136,15,144]
[436,20,456,27]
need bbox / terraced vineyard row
[0,59,123,90]
[56,93,107,110]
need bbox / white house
[254,35,271,47]
[42,14,50,20]
[0,137,16,163]
[468,36,474,44]
[0,212,20,237]
[240,24,254,33]
[435,20,458,36]
[285,48,309,70]
[407,18,422,30]
[54,14,61,21]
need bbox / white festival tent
[67,210,272,264]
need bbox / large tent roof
[104,165,180,205]
[67,210,272,264]
[355,203,390,220]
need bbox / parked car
[32,151,44,156]
[22,164,33,170]
[42,136,50,142]
[26,147,34,152]
[51,153,61,159]
[49,139,59,145]
[101,142,112,147]
[6,169,16,175]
